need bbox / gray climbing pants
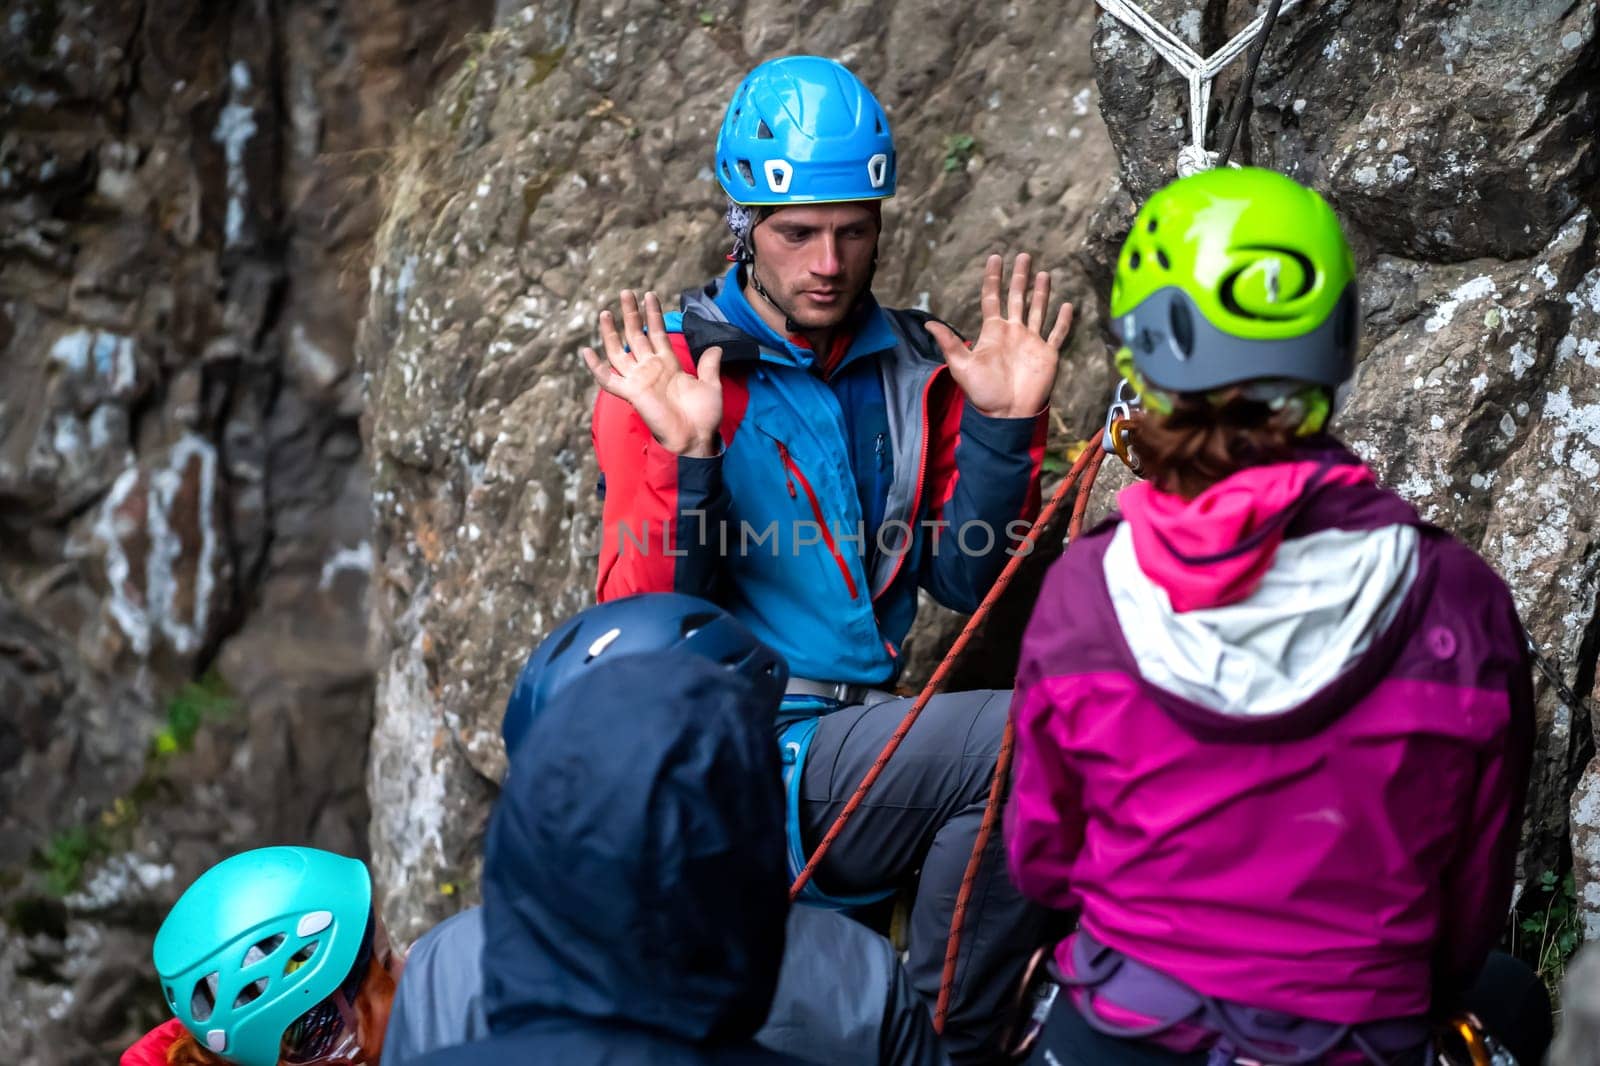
[799,689,1049,1066]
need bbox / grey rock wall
[0,1,490,1061]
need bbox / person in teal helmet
[122,846,401,1066]
[583,55,1068,1064]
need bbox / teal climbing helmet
[152,847,372,1066]
[715,55,896,206]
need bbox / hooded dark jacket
[409,652,802,1066]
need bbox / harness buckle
[786,677,870,705]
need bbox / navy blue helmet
[502,593,790,755]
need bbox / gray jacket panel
[382,905,947,1066]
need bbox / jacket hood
[1117,445,1377,614]
[481,651,789,1042]
[1108,446,1424,726]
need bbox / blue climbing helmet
[502,592,790,755]
[152,846,374,1066]
[715,55,896,206]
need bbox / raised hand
[925,253,1073,419]
[581,290,723,458]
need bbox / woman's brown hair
[1131,388,1310,500]
[162,957,397,1066]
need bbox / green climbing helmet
[1110,166,1359,415]
[152,846,372,1066]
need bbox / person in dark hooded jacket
[384,593,946,1066]
[406,649,805,1066]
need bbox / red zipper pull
[777,441,797,498]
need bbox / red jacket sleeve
[122,1019,188,1066]
[592,335,731,602]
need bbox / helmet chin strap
[746,242,880,344]
[748,260,805,336]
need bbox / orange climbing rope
[934,445,1107,1032]
[787,426,1120,1033]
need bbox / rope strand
[1215,0,1286,168]
[932,446,1108,1033]
[787,443,1101,902]
[1094,0,1300,175]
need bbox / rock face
[0,1,489,1061]
[363,0,1600,952]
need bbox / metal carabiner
[1101,379,1141,471]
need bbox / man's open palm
[926,253,1072,419]
[582,290,723,458]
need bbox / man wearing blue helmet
[582,56,1064,1065]
[384,593,948,1066]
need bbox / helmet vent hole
[244,933,285,965]
[1147,219,1158,233]
[720,160,732,180]
[232,978,269,1010]
[736,159,755,186]
[680,611,719,638]
[867,152,889,189]
[1129,251,1142,270]
[762,159,793,193]
[1156,249,1171,270]
[165,985,177,1009]
[191,973,219,1022]
[549,627,579,659]
[285,941,319,975]
[1168,300,1194,359]
[756,119,774,140]
[585,627,623,661]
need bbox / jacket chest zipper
[773,439,860,601]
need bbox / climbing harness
[1093,0,1298,175]
[779,713,899,910]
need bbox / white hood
[1104,521,1420,717]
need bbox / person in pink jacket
[1004,168,1549,1065]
